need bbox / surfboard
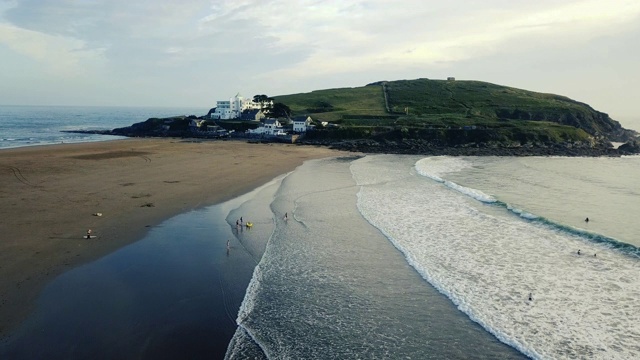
[84,235,97,239]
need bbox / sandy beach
[0,138,343,338]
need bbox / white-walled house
[247,119,287,135]
[292,116,313,133]
[210,93,265,120]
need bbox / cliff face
[494,108,635,142]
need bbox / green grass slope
[273,78,634,143]
[384,79,626,139]
[274,86,388,122]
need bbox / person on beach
[585,217,589,223]
[240,217,243,225]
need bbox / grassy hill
[273,78,634,144]
[274,85,388,122]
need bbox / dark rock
[617,140,640,155]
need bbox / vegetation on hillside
[274,86,387,122]
[272,78,636,145]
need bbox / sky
[0,0,639,125]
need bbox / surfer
[284,212,288,220]
[577,249,581,255]
[585,217,589,223]
[86,229,92,239]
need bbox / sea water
[0,105,207,149]
[3,103,639,359]
[0,175,282,359]
[227,156,527,359]
[229,154,640,359]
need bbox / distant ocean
[0,105,208,149]
[2,107,639,359]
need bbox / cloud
[248,0,640,79]
[0,22,106,76]
[0,0,638,112]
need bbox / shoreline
[0,138,345,339]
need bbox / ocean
[2,108,640,359]
[0,105,208,149]
[226,154,640,359]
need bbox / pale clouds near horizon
[0,0,639,122]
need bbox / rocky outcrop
[494,108,636,142]
[617,140,640,154]
[298,138,636,157]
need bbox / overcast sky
[1,0,639,123]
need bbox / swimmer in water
[528,293,532,301]
[577,249,581,255]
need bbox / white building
[292,116,313,133]
[247,119,287,135]
[210,93,264,120]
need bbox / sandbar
[0,138,344,338]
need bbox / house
[240,109,266,121]
[210,93,265,120]
[292,116,313,133]
[247,119,287,135]
[205,124,232,137]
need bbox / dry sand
[0,138,344,338]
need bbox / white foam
[507,205,540,220]
[415,157,497,203]
[352,155,640,360]
[443,180,497,203]
[414,156,473,179]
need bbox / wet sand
[0,138,343,338]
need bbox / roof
[240,109,261,120]
[292,115,311,123]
